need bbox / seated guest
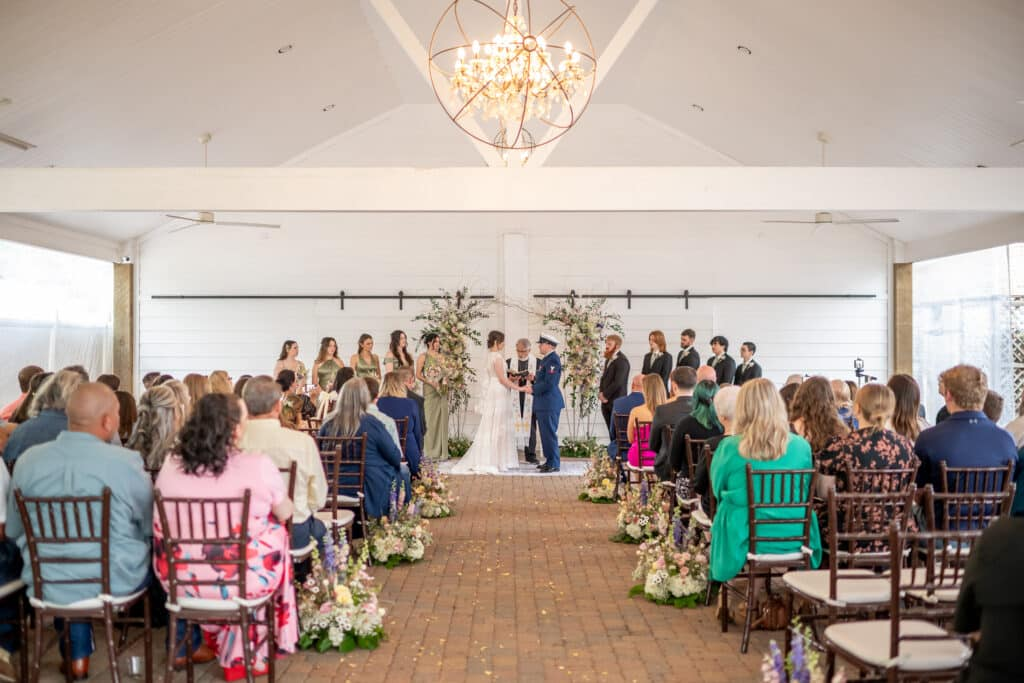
[62,365,89,381]
[164,379,191,417]
[626,374,668,468]
[733,341,762,386]
[779,382,799,421]
[141,371,162,391]
[954,517,1024,682]
[280,395,309,430]
[887,374,928,442]
[115,390,137,443]
[316,367,356,422]
[240,376,328,553]
[0,452,22,682]
[376,372,424,477]
[651,367,697,480]
[153,374,175,387]
[3,369,83,466]
[397,366,426,439]
[364,377,413,498]
[154,393,296,680]
[845,380,859,406]
[831,379,857,429]
[667,380,724,479]
[709,379,822,583]
[8,371,52,425]
[641,330,672,391]
[984,390,1004,423]
[126,385,182,470]
[232,374,252,398]
[7,383,153,680]
[276,370,317,422]
[318,379,402,519]
[96,373,120,392]
[208,370,234,395]
[819,383,918,493]
[0,365,43,421]
[1006,398,1024,451]
[676,328,700,369]
[182,373,210,409]
[692,385,740,508]
[707,335,736,385]
[791,377,849,459]
[696,365,718,385]
[608,375,645,460]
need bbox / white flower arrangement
[366,495,434,568]
[629,514,710,609]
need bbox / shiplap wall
[137,212,890,434]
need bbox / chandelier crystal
[429,1,595,162]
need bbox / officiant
[507,338,538,464]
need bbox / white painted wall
[137,211,891,435]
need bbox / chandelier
[429,1,596,164]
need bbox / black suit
[734,359,763,386]
[599,353,630,429]
[642,352,672,390]
[407,390,427,438]
[676,346,700,369]
[650,397,693,480]
[707,354,737,385]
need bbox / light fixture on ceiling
[737,45,752,55]
[322,104,336,112]
[277,44,293,54]
[0,97,37,151]
[691,104,704,112]
[428,0,596,163]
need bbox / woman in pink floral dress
[154,393,298,680]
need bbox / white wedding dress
[451,351,521,474]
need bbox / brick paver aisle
[40,473,769,682]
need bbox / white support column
[501,233,530,342]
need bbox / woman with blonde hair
[641,330,672,391]
[625,374,668,467]
[208,370,233,395]
[182,374,210,410]
[376,371,424,477]
[165,380,191,416]
[126,385,183,470]
[709,378,821,582]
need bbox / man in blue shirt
[608,375,644,460]
[914,365,1018,523]
[526,334,564,473]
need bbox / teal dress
[709,432,822,582]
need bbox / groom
[526,333,564,473]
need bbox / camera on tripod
[853,358,877,384]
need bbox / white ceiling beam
[903,213,1024,262]
[2,167,1024,214]
[528,0,660,167]
[365,0,501,167]
[0,213,122,262]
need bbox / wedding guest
[142,371,162,390]
[709,378,821,583]
[984,390,1005,423]
[317,367,356,422]
[0,365,43,421]
[8,371,51,425]
[598,334,630,430]
[791,377,849,459]
[831,379,856,429]
[887,374,928,442]
[608,375,644,460]
[115,390,137,443]
[397,366,427,440]
[507,339,537,462]
[153,374,174,387]
[1006,399,1024,450]
[280,395,309,431]
[383,330,414,374]
[418,333,449,459]
[350,334,382,380]
[696,365,718,384]
[232,374,252,398]
[365,377,413,497]
[818,383,918,493]
[240,376,328,553]
[785,374,804,387]
[62,365,89,381]
[319,378,402,518]
[165,379,191,417]
[126,385,182,470]
[667,380,724,479]
[273,339,307,387]
[625,375,668,467]
[208,370,233,395]
[8,383,153,680]
[276,370,317,422]
[310,337,344,393]
[734,342,762,386]
[692,385,741,508]
[935,377,951,424]
[0,461,22,681]
[182,373,210,410]
[641,330,672,390]
[154,392,296,680]
[779,383,800,421]
[377,372,424,477]
[96,373,120,392]
[3,369,83,466]
[676,329,700,369]
[651,367,696,480]
[707,335,737,385]
[845,380,859,406]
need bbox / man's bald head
[630,375,644,392]
[67,382,120,441]
[696,366,717,384]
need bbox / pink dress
[153,450,298,670]
[627,423,657,467]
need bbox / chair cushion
[747,546,812,563]
[171,594,273,612]
[315,509,355,527]
[782,569,890,606]
[692,509,712,528]
[334,495,362,506]
[28,587,147,612]
[824,619,970,672]
[290,539,317,560]
[0,580,25,601]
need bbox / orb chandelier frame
[428,0,596,158]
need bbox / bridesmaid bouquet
[297,539,386,653]
[611,479,671,543]
[577,451,617,503]
[412,457,455,518]
[629,513,709,608]
[367,488,434,568]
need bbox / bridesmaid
[350,334,382,380]
[310,336,344,392]
[273,340,308,387]
[383,330,415,374]
[417,333,449,460]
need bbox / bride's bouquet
[578,450,617,503]
[612,478,671,544]
[413,456,455,518]
[367,486,433,568]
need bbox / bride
[451,330,527,474]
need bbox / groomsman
[507,338,538,464]
[707,335,737,385]
[734,341,763,386]
[598,334,630,431]
[526,334,564,473]
[676,329,700,369]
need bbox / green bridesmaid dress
[422,353,450,460]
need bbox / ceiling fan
[762,132,899,227]
[165,133,280,233]
[0,98,37,151]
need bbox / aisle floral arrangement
[762,622,847,683]
[629,513,709,608]
[413,456,455,518]
[297,538,386,653]
[367,488,434,568]
[611,479,671,543]
[542,295,623,444]
[578,449,616,503]
[412,287,489,443]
